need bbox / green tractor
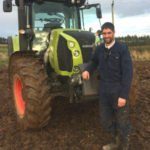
[3,0,102,129]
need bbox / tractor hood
[49,29,96,77]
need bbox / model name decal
[82,45,93,48]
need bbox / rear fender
[12,36,19,52]
[7,36,19,56]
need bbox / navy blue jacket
[85,41,133,100]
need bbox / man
[82,22,133,150]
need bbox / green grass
[0,44,8,67]
[129,45,150,52]
[0,60,8,66]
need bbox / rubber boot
[102,134,119,150]
[118,134,130,150]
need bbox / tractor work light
[69,0,85,6]
[71,0,80,4]
[73,50,80,57]
[19,29,25,34]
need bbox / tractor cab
[3,0,102,51]
[31,1,82,51]
[32,2,80,31]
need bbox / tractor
[3,0,103,129]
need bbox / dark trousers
[99,90,131,136]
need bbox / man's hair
[101,22,115,32]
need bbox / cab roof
[15,0,86,7]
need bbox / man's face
[102,28,115,45]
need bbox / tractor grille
[63,31,95,63]
[57,35,73,72]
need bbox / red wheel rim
[14,77,25,117]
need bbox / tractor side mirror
[3,0,12,12]
[96,5,102,19]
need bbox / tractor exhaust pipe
[18,0,28,51]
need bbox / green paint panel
[12,36,19,52]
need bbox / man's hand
[82,71,90,80]
[118,97,126,107]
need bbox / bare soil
[0,61,150,150]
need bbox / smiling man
[82,22,133,150]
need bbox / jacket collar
[105,40,115,49]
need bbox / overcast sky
[0,0,150,37]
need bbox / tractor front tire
[9,52,51,129]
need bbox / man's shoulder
[96,43,105,50]
[115,41,128,52]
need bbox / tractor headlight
[73,50,80,57]
[69,41,75,48]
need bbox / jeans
[99,89,131,136]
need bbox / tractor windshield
[32,2,80,31]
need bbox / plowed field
[0,61,150,150]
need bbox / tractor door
[80,3,102,33]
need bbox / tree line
[0,37,7,44]
[116,35,150,46]
[0,35,150,46]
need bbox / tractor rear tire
[9,52,51,129]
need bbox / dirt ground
[0,61,150,150]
